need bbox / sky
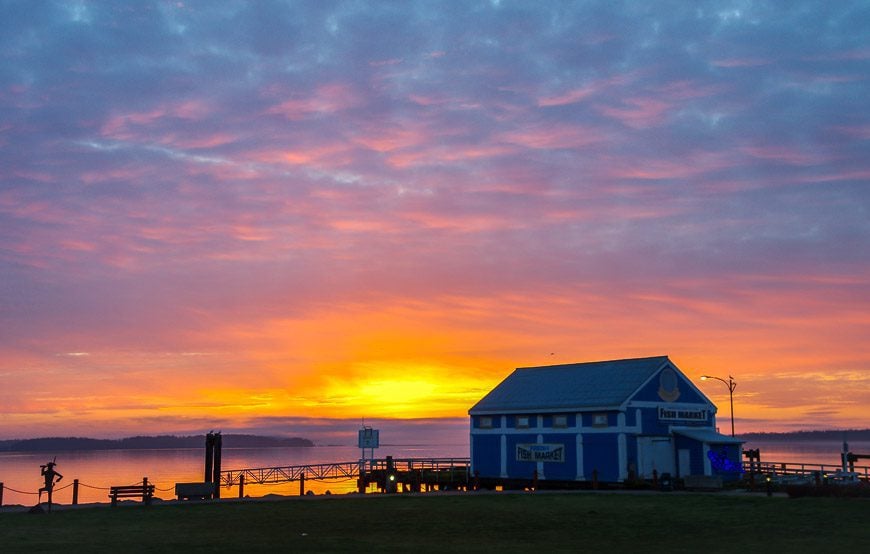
[1,1,869,442]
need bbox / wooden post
[0,482,4,506]
[204,432,214,483]
[143,477,150,505]
[72,479,79,505]
[300,472,305,496]
[212,433,222,500]
[592,469,599,490]
[238,474,245,499]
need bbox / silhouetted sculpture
[38,460,63,510]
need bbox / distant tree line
[0,434,314,452]
[740,429,870,442]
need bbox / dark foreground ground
[1,491,868,553]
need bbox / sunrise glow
[2,2,869,440]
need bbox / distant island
[740,429,870,442]
[0,434,314,452]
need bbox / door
[678,448,691,477]
[639,437,675,477]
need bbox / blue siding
[580,412,618,427]
[638,406,672,435]
[583,434,620,482]
[674,434,705,476]
[505,433,540,478]
[625,436,638,476]
[541,414,577,428]
[473,415,502,429]
[538,433,576,480]
[471,434,501,478]
[506,414,536,429]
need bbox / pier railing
[742,460,870,482]
[221,457,470,487]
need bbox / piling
[212,433,222,499]
[238,474,245,499]
[0,482,4,506]
[204,433,214,483]
[72,479,79,505]
[300,472,305,496]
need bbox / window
[516,416,530,428]
[553,415,568,428]
[479,417,493,429]
[593,413,608,427]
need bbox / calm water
[0,443,468,506]
[2,440,867,506]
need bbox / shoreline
[0,487,788,514]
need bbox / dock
[214,454,869,499]
[220,456,471,497]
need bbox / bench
[109,483,155,506]
[175,482,216,500]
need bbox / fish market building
[468,356,743,486]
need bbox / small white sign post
[358,427,379,478]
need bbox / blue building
[468,356,743,487]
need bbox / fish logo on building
[657,367,681,402]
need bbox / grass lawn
[1,491,868,553]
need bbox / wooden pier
[742,460,870,483]
[220,457,470,497]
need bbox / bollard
[766,475,772,497]
[72,479,79,505]
[238,474,245,499]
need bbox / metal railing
[221,457,471,487]
[742,460,870,481]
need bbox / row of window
[478,414,609,429]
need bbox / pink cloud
[267,83,362,120]
[173,132,238,149]
[248,143,353,167]
[803,48,870,62]
[537,73,634,107]
[498,123,606,149]
[597,97,672,129]
[385,143,516,168]
[352,126,426,153]
[537,85,600,107]
[831,125,870,139]
[100,100,213,139]
[606,151,733,180]
[739,145,831,166]
[655,80,723,100]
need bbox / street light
[700,374,737,437]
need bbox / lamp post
[700,374,737,436]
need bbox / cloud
[0,0,869,436]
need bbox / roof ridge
[518,355,669,371]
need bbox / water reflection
[0,444,468,506]
[1,440,866,506]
